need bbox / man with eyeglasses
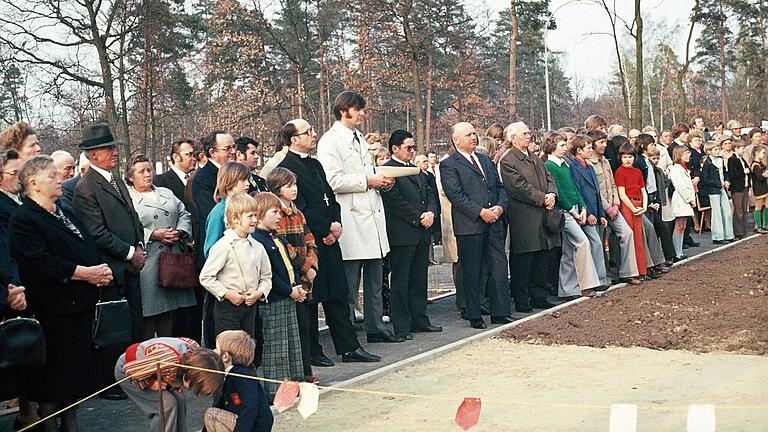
[380,130,442,340]
[277,118,381,364]
[234,136,268,193]
[155,138,204,341]
[191,129,236,347]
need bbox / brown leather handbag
[159,244,197,289]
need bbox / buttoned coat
[128,186,196,317]
[316,121,389,260]
[434,164,458,262]
[570,159,606,218]
[73,168,143,284]
[439,150,508,236]
[277,150,349,302]
[499,146,561,254]
[380,158,436,247]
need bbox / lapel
[287,151,326,198]
[511,147,545,188]
[131,187,170,211]
[88,169,128,205]
[451,151,485,182]
[26,198,83,242]
[164,171,185,196]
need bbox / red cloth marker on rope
[273,380,300,413]
[455,397,481,430]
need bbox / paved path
[1,230,724,431]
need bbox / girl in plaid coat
[266,167,319,383]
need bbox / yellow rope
[13,358,767,431]
[18,376,134,432]
[164,362,768,411]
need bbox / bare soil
[501,236,768,354]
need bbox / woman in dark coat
[9,155,113,431]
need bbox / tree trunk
[718,0,730,121]
[677,0,699,119]
[425,49,433,151]
[402,4,424,153]
[633,0,643,129]
[508,0,518,122]
[601,1,632,124]
[296,68,304,119]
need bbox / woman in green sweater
[542,132,601,298]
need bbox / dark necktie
[109,177,124,199]
[470,154,484,178]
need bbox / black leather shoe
[530,299,557,309]
[515,305,533,313]
[397,333,414,340]
[413,325,443,333]
[342,348,381,363]
[310,354,335,367]
[367,332,405,343]
[673,255,688,263]
[490,316,517,324]
[469,319,487,329]
[99,388,128,400]
[460,310,469,320]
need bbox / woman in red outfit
[613,143,648,278]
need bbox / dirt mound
[500,236,768,354]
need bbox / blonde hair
[703,140,719,153]
[224,193,257,227]
[215,330,256,366]
[214,162,250,201]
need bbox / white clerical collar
[90,165,113,182]
[289,148,310,158]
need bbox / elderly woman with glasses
[126,154,195,339]
[9,155,113,431]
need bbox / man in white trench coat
[317,90,404,344]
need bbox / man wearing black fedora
[72,121,145,399]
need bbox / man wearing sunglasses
[380,130,442,340]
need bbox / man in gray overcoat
[499,121,560,312]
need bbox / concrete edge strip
[312,234,762,398]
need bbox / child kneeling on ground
[115,337,224,432]
[205,330,273,432]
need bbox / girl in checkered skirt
[250,192,307,400]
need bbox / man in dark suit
[440,122,514,329]
[59,152,89,214]
[380,130,442,339]
[154,138,201,340]
[234,136,269,193]
[277,118,379,364]
[72,122,146,399]
[192,130,236,348]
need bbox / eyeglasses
[177,151,195,157]
[293,127,315,137]
[401,145,416,152]
[1,170,18,176]
[216,146,233,153]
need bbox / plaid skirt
[258,297,303,399]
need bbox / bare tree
[676,0,700,118]
[0,0,137,148]
[508,0,519,122]
[598,0,632,124]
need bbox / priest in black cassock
[276,119,380,365]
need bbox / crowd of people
[0,89,766,431]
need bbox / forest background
[0,0,766,164]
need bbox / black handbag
[543,208,565,234]
[0,317,46,370]
[92,299,132,349]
